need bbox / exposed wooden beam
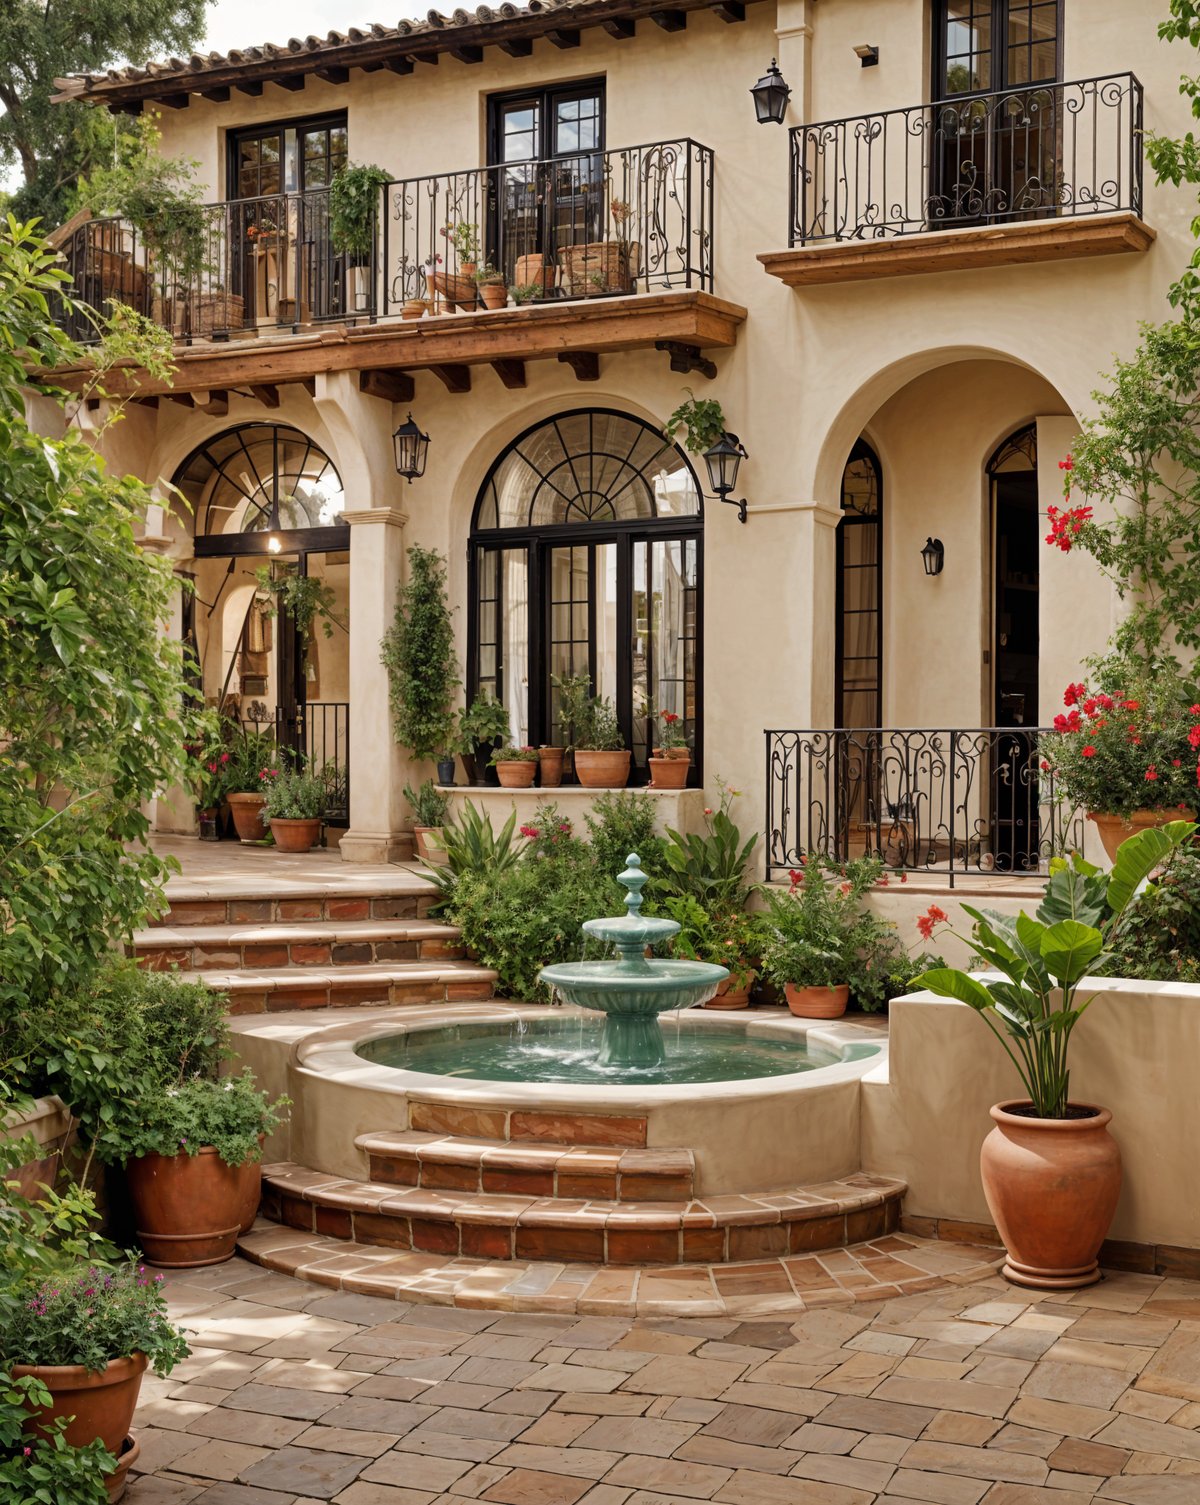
[651,9,687,27]
[359,368,415,403]
[383,57,415,73]
[547,28,581,47]
[655,340,717,379]
[249,383,280,408]
[602,17,637,37]
[235,79,264,96]
[498,37,533,55]
[315,65,351,84]
[160,92,190,108]
[275,75,306,91]
[298,377,316,397]
[711,0,745,17]
[200,85,231,101]
[491,359,526,389]
[132,395,159,408]
[558,351,600,381]
[449,44,483,63]
[431,364,471,393]
[414,52,439,65]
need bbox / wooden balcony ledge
[759,211,1155,288]
[53,289,747,402]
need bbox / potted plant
[514,253,555,296]
[329,162,391,311]
[474,262,508,310]
[380,546,461,778]
[648,707,691,788]
[437,222,481,309]
[666,897,762,1009]
[490,745,539,788]
[458,692,510,786]
[554,671,630,788]
[404,779,450,864]
[658,779,759,914]
[185,707,230,841]
[562,195,637,296]
[260,764,326,852]
[436,750,457,787]
[538,744,564,787]
[664,388,728,456]
[914,821,1194,1289]
[224,725,278,842]
[1040,662,1199,861]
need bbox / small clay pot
[107,1433,141,1503]
[270,816,323,852]
[479,280,508,310]
[648,752,690,789]
[1088,807,1196,864]
[227,791,267,842]
[981,1100,1122,1290]
[126,1146,244,1267]
[705,970,756,1010]
[784,983,849,1019]
[495,760,537,788]
[12,1353,148,1456]
[575,749,631,788]
[538,746,564,787]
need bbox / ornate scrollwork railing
[764,728,1084,885]
[789,73,1142,246]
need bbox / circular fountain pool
[356,1014,867,1084]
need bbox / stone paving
[127,1256,1200,1505]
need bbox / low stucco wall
[862,980,1200,1248]
[441,785,709,842]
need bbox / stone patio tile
[220,1384,345,1421]
[672,1435,802,1476]
[575,1489,633,1505]
[292,1427,399,1458]
[898,1441,1049,1485]
[780,1421,864,1454]
[491,1444,621,1480]
[1115,1393,1182,1422]
[169,1440,273,1481]
[882,1468,989,1503]
[875,1375,1019,1418]
[1023,1361,1130,1409]
[569,1417,698,1456]
[711,1469,874,1503]
[696,1402,801,1447]
[122,1478,205,1503]
[604,1454,732,1499]
[620,1355,748,1399]
[255,1360,365,1394]
[924,1412,1001,1446]
[185,1410,311,1448]
[1134,1334,1200,1403]
[976,1488,1095,1504]
[332,1484,439,1504]
[187,1486,296,1505]
[1092,1415,1200,1462]
[1048,1439,1134,1475]
[987,1425,1061,1458]
[239,1445,369,1498]
[817,1394,937,1439]
[714,1381,833,1417]
[851,1433,911,1463]
[479,1470,591,1505]
[1095,1482,1200,1503]
[515,1365,624,1395]
[788,1453,894,1493]
[549,1394,651,1416]
[139,1399,219,1432]
[1005,1398,1116,1441]
[318,1399,438,1436]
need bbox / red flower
[1145,766,1158,782]
[788,868,804,888]
[207,761,217,773]
[1189,725,1200,750]
[899,871,907,883]
[1039,759,1051,772]
[518,825,539,840]
[1058,454,1074,471]
[1045,503,1092,552]
[917,904,948,941]
[220,752,230,763]
[662,712,680,723]
[1081,745,1097,758]
[1173,760,1183,768]
[1121,699,1140,711]
[1063,682,1086,708]
[1190,705,1200,716]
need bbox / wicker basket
[562,241,636,297]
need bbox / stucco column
[759,496,843,726]
[340,505,413,864]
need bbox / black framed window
[934,0,1060,98]
[835,441,882,730]
[228,114,348,199]
[469,410,702,782]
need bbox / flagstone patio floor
[127,1256,1200,1505]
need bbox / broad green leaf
[1037,860,1110,928]
[1040,919,1105,986]
[1107,822,1197,916]
[911,967,997,1013]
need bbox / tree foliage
[380,546,460,761]
[0,0,211,227]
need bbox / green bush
[381,547,460,760]
[583,790,666,885]
[1104,843,1200,983]
[99,1073,287,1168]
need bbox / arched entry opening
[174,423,351,823]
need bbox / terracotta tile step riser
[153,896,437,927]
[365,1155,694,1202]
[135,938,464,970]
[407,1102,652,1148]
[222,979,496,1014]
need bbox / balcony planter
[434,271,478,311]
[785,983,849,1019]
[270,816,323,853]
[12,1354,148,1459]
[126,1147,245,1267]
[538,746,564,788]
[981,1101,1121,1290]
[402,298,427,320]
[493,753,538,788]
[515,254,556,296]
[575,749,631,788]
[649,748,690,789]
[478,276,508,311]
[1088,807,1195,864]
[227,791,267,842]
[563,241,638,297]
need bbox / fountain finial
[618,853,647,916]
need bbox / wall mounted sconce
[392,413,431,482]
[703,432,750,523]
[750,59,791,124]
[921,536,945,576]
[853,43,880,67]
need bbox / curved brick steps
[260,1159,906,1265]
[173,960,496,1013]
[132,917,465,971]
[153,880,437,929]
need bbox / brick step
[356,1130,695,1201]
[405,1099,656,1149]
[177,960,496,1013]
[155,882,437,928]
[260,1160,906,1266]
[132,918,465,971]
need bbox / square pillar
[340,505,414,864]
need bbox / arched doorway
[469,409,703,781]
[174,423,351,822]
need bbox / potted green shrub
[554,672,629,787]
[404,779,450,864]
[380,546,461,778]
[648,706,691,789]
[458,692,510,786]
[328,162,391,312]
[665,897,763,1009]
[474,261,508,310]
[223,725,279,842]
[261,764,326,852]
[490,745,539,788]
[914,821,1194,1290]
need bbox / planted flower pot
[234,1152,263,1235]
[1088,807,1195,864]
[784,983,849,1019]
[705,970,756,1010]
[126,1147,245,1267]
[436,756,457,786]
[270,816,323,853]
[13,1352,148,1456]
[479,279,508,310]
[649,749,690,790]
[495,760,537,788]
[538,746,564,788]
[414,824,449,865]
[980,1100,1122,1290]
[575,749,631,788]
[227,791,267,843]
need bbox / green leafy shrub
[404,780,449,827]
[261,765,326,822]
[419,800,523,915]
[583,790,665,885]
[2,1264,189,1374]
[659,781,758,913]
[97,1073,287,1168]
[490,745,539,764]
[381,547,460,760]
[1103,841,1200,983]
[328,162,391,263]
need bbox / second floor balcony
[761,73,1153,288]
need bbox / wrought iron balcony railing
[789,73,1143,246]
[764,728,1085,886]
[381,137,713,313]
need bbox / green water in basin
[356,1016,867,1085]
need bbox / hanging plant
[254,568,341,640]
[328,162,392,267]
[664,388,727,453]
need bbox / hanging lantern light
[921,536,945,576]
[392,413,430,482]
[702,431,750,524]
[750,59,791,125]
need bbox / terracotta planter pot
[538,746,564,787]
[270,816,322,852]
[107,1433,141,1503]
[784,983,850,1019]
[1088,807,1196,864]
[234,1152,263,1234]
[649,752,690,789]
[575,749,631,788]
[479,280,508,310]
[227,791,267,843]
[515,254,556,295]
[414,825,449,865]
[13,1353,148,1456]
[981,1100,1122,1290]
[401,298,427,320]
[705,970,756,1010]
[126,1147,245,1267]
[495,759,537,788]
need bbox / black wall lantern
[750,59,791,125]
[392,413,430,482]
[702,431,750,524]
[921,536,945,576]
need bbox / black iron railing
[271,700,350,825]
[764,728,1084,885]
[382,137,713,313]
[789,73,1143,246]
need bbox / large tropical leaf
[1106,822,1197,916]
[1039,919,1105,987]
[912,967,997,1013]
[1037,858,1109,928]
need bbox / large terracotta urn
[227,791,267,842]
[574,749,631,788]
[126,1147,245,1267]
[980,1100,1122,1290]
[1088,808,1195,864]
[13,1352,148,1456]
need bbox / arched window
[836,440,883,728]
[174,424,347,555]
[470,410,702,781]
